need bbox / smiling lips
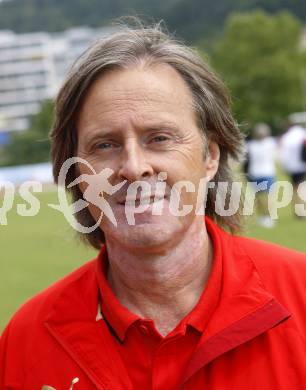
[118,195,166,207]
[117,194,167,206]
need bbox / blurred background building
[0,26,112,138]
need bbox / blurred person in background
[0,22,306,390]
[280,113,306,217]
[246,123,277,228]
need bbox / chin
[102,216,184,251]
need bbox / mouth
[117,195,166,207]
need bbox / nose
[118,140,153,182]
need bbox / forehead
[77,63,197,130]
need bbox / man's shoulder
[0,256,101,382]
[233,234,306,287]
[2,257,98,336]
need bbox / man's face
[76,63,219,251]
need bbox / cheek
[174,143,206,172]
[77,154,115,180]
[173,159,207,184]
[88,203,102,221]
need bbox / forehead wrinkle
[102,91,187,112]
[93,73,194,109]
[78,66,198,136]
[81,91,192,127]
[78,104,198,147]
[82,117,183,145]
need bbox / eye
[150,135,170,143]
[96,142,118,150]
[98,142,112,149]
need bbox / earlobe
[206,141,220,180]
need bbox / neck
[105,217,213,336]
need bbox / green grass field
[1,189,305,332]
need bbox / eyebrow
[82,121,182,144]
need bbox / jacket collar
[44,263,134,389]
[181,218,291,384]
[44,218,290,388]
[95,227,223,341]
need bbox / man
[246,123,277,228]
[0,24,305,389]
[280,113,306,217]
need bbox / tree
[211,10,306,131]
[1,0,306,43]
[0,100,53,167]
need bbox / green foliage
[0,0,178,33]
[0,100,53,167]
[211,10,306,131]
[0,0,306,42]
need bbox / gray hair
[50,21,245,249]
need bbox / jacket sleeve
[0,321,24,390]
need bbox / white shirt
[280,125,306,174]
[247,137,277,177]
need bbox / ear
[205,141,220,181]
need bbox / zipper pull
[69,377,79,390]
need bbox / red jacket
[1,220,306,389]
